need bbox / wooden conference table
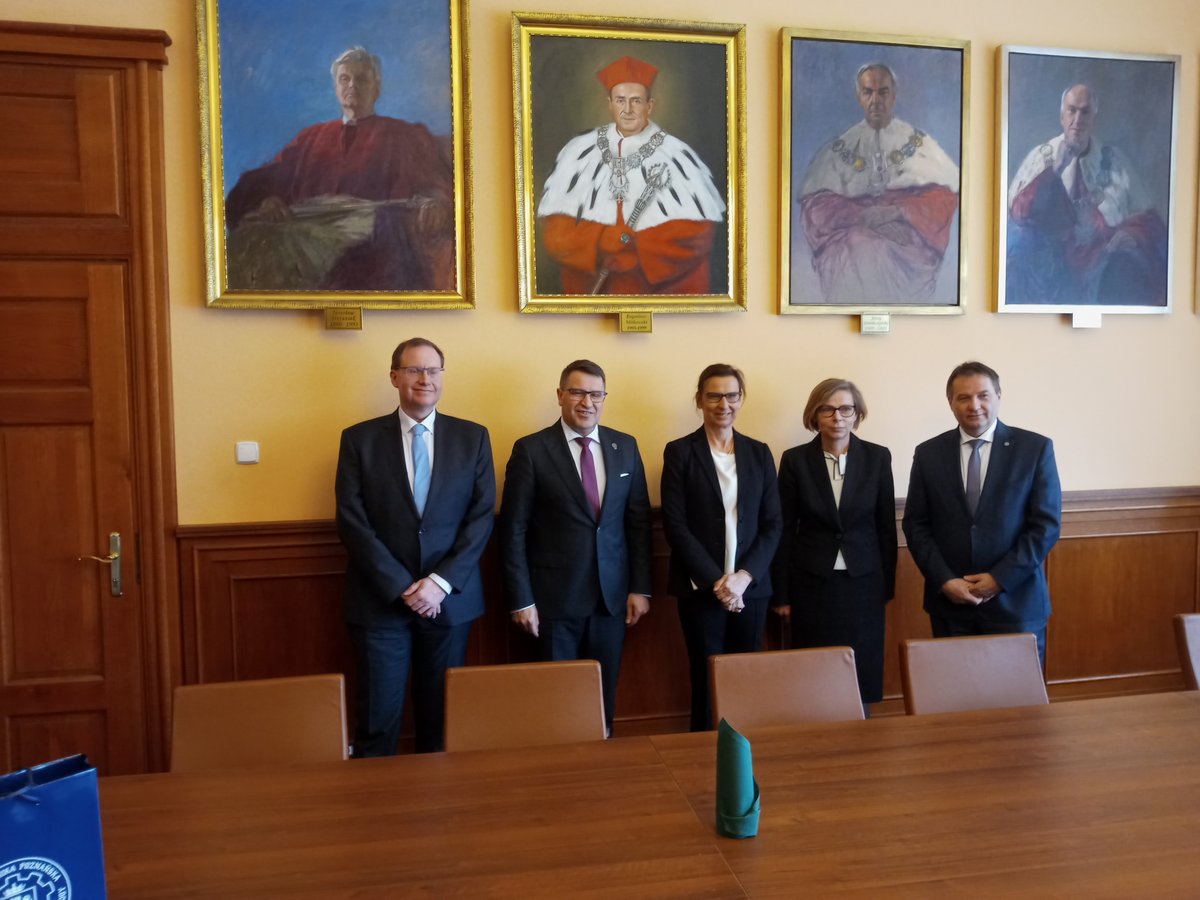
[100,692,1200,897]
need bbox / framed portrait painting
[512,12,746,313]
[779,29,969,315]
[997,46,1178,315]
[199,0,474,309]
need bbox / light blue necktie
[411,422,430,516]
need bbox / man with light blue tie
[336,338,495,755]
[500,360,652,734]
[902,361,1061,665]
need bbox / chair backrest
[709,647,865,730]
[444,660,606,752]
[900,634,1048,715]
[1174,613,1200,691]
[170,674,348,773]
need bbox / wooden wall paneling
[1048,533,1197,682]
[881,549,935,702]
[615,530,691,735]
[178,524,354,685]
[177,488,1200,746]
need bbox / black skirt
[791,569,886,703]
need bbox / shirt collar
[560,419,597,445]
[959,420,997,444]
[398,407,437,433]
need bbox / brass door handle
[80,553,118,564]
[79,532,122,597]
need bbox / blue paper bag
[1,755,107,899]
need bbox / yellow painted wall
[6,0,1199,523]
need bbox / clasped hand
[714,570,752,613]
[941,572,1001,605]
[403,577,447,618]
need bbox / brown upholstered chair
[170,673,348,773]
[1174,613,1200,691]
[900,634,1048,716]
[708,647,865,731]
[444,660,606,752]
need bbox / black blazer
[499,421,652,619]
[902,421,1061,625]
[335,410,496,629]
[773,433,897,602]
[660,427,782,601]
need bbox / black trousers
[677,589,768,731]
[538,609,626,734]
[348,617,471,757]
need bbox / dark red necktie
[576,437,601,519]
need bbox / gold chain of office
[832,129,926,173]
[596,127,667,203]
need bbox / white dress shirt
[560,419,607,503]
[824,450,849,571]
[958,420,998,489]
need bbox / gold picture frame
[997,45,1177,317]
[198,0,474,309]
[512,12,746,313]
[779,28,969,315]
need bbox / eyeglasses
[398,366,444,378]
[702,391,743,404]
[565,388,607,402]
[817,404,856,418]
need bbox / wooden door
[0,261,147,774]
[0,22,176,775]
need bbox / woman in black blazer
[773,378,897,708]
[661,364,782,731]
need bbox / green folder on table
[715,718,760,838]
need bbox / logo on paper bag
[0,857,72,900]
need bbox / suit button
[835,532,844,540]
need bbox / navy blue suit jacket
[335,410,495,629]
[660,427,781,601]
[499,421,652,619]
[773,433,897,602]
[902,421,1061,626]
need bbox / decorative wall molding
[178,487,1199,735]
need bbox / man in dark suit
[902,361,1061,664]
[499,359,652,734]
[336,338,495,755]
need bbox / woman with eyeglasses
[661,364,782,731]
[772,378,897,712]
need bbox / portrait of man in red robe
[224,46,456,293]
[535,54,727,297]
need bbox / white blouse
[711,448,738,575]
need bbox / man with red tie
[500,360,652,734]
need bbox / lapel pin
[611,442,618,450]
